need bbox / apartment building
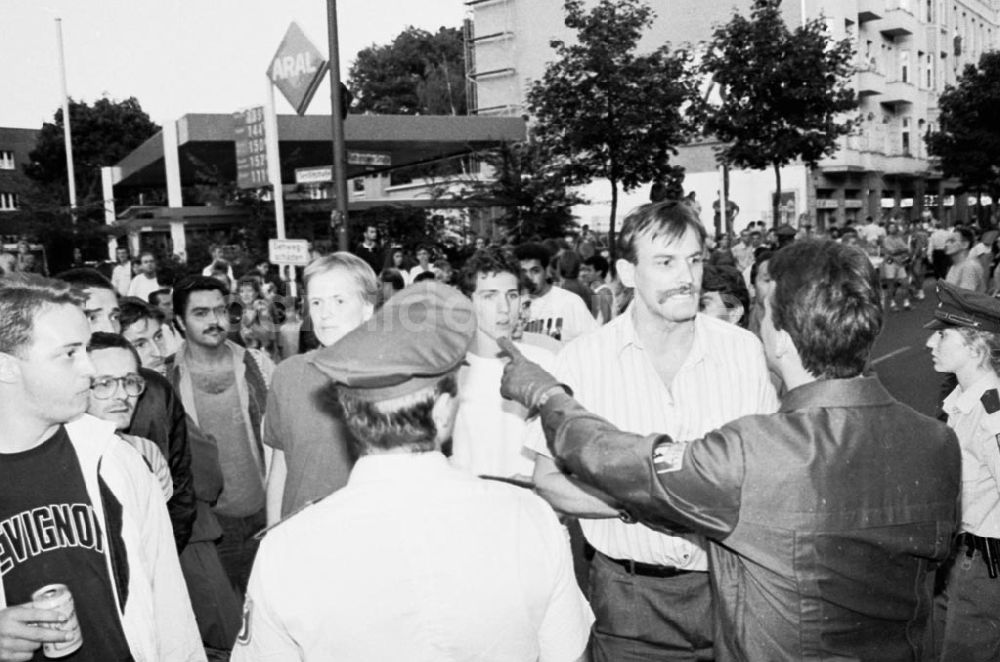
[466,0,1000,229]
[0,127,37,214]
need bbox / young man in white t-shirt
[516,242,598,343]
[451,247,554,479]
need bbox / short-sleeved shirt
[942,374,1000,538]
[234,452,593,662]
[263,351,355,518]
[946,256,987,293]
[528,309,778,568]
[523,286,598,343]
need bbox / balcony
[858,0,883,23]
[856,68,885,96]
[878,7,919,38]
[881,80,916,105]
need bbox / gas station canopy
[111,112,526,189]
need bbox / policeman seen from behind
[233,282,592,661]
[925,282,1000,661]
[499,239,961,661]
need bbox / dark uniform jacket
[542,376,961,661]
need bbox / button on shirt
[235,452,593,662]
[942,375,1000,538]
[528,310,778,569]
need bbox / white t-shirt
[127,274,162,301]
[234,452,593,662]
[857,223,886,246]
[523,286,598,344]
[452,342,555,479]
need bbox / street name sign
[268,238,311,266]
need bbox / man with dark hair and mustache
[525,200,778,661]
[168,276,274,598]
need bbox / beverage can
[31,584,83,658]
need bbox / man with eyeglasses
[56,268,195,554]
[168,276,274,596]
[86,332,172,499]
[0,274,204,661]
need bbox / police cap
[309,281,475,402]
[924,281,1000,334]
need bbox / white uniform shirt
[942,374,1000,538]
[452,342,555,478]
[524,286,598,343]
[234,452,593,662]
[528,310,778,569]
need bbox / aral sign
[268,22,328,115]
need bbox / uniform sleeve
[977,415,1000,489]
[535,504,593,662]
[231,539,299,661]
[542,393,745,540]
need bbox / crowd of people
[0,199,996,661]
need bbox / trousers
[588,550,714,662]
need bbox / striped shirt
[528,309,778,569]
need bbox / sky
[1,0,468,128]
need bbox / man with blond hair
[264,253,378,523]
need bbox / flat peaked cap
[310,281,476,401]
[925,281,1000,334]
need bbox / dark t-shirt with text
[0,426,133,661]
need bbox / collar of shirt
[349,451,453,485]
[779,375,895,413]
[943,373,1000,415]
[612,306,709,369]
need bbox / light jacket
[0,415,205,661]
[168,340,273,472]
[543,376,961,661]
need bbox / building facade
[466,0,1000,230]
[0,127,38,215]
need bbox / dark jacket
[127,368,195,551]
[543,376,961,662]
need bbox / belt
[594,549,693,579]
[956,532,1000,579]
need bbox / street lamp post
[326,0,350,252]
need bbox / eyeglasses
[90,374,146,400]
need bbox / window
[899,49,910,83]
[0,151,14,170]
[902,118,912,156]
[0,192,18,211]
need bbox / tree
[927,51,1000,222]
[527,0,694,264]
[23,97,159,214]
[348,26,466,115]
[456,140,585,242]
[699,0,856,226]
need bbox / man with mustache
[167,276,274,596]
[526,200,778,661]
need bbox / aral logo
[268,22,328,115]
[270,52,320,81]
